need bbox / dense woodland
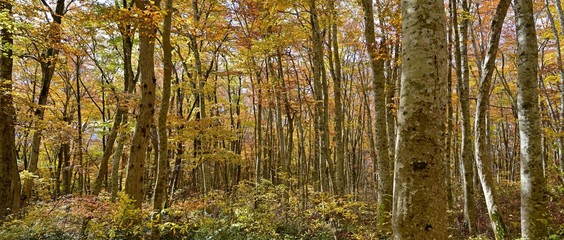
[0,0,563,239]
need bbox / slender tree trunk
[111,115,129,202]
[392,0,448,238]
[452,0,477,234]
[310,0,332,193]
[110,1,135,201]
[361,0,392,228]
[74,56,86,195]
[328,0,345,196]
[515,0,549,237]
[474,0,511,238]
[553,0,564,183]
[23,0,65,205]
[152,0,173,237]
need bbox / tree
[552,0,564,183]
[309,0,333,193]
[152,0,173,237]
[22,0,65,205]
[473,0,510,238]
[360,0,392,228]
[515,0,548,237]
[452,0,476,233]
[92,0,138,197]
[0,0,20,219]
[329,0,345,197]
[392,0,448,238]
[125,0,160,208]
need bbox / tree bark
[552,0,564,183]
[328,0,345,196]
[452,0,477,234]
[23,0,65,205]
[0,0,20,219]
[125,0,160,208]
[309,0,333,193]
[474,0,510,238]
[152,0,173,237]
[515,0,549,237]
[392,0,448,238]
[110,1,136,201]
[360,0,392,228]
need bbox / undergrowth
[1,179,563,239]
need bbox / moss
[491,211,507,240]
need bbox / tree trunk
[309,0,333,193]
[360,0,392,228]
[75,56,85,195]
[0,0,20,219]
[515,0,549,237]
[552,0,564,184]
[474,0,511,238]
[23,0,65,205]
[328,0,345,196]
[452,0,477,234]
[125,0,160,208]
[392,0,448,238]
[152,0,173,237]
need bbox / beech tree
[361,0,392,228]
[452,0,476,233]
[392,0,448,238]
[474,0,511,238]
[0,0,563,239]
[515,0,549,237]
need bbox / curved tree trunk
[23,0,65,205]
[473,0,510,238]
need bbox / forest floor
[1,179,563,239]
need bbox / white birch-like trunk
[515,0,548,237]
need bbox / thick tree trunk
[0,0,20,219]
[392,0,448,238]
[125,0,160,208]
[515,0,549,237]
[360,0,392,228]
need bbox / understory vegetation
[2,179,564,239]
